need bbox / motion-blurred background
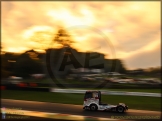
[1,1,161,120]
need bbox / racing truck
[83,91,128,113]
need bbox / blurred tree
[1,52,15,78]
[115,59,127,73]
[30,28,75,50]
[104,59,127,73]
[53,28,75,48]
[14,50,44,79]
[146,67,161,77]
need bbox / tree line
[1,28,160,79]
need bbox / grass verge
[1,90,161,111]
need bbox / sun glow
[47,8,95,27]
[22,26,54,39]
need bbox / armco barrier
[50,88,161,97]
[1,82,161,89]
[50,83,161,89]
[1,83,49,92]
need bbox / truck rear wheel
[117,106,124,113]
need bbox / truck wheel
[117,106,124,113]
[90,104,97,111]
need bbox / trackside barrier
[50,88,161,97]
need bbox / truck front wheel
[90,104,97,111]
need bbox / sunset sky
[1,1,161,69]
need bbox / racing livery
[83,91,128,113]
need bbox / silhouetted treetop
[53,28,75,48]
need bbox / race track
[1,99,161,120]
